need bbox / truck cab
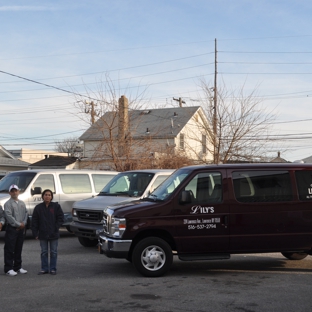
[70,169,174,247]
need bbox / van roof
[117,169,175,174]
[7,169,118,174]
[180,163,312,170]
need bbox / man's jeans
[40,239,58,272]
[4,225,25,273]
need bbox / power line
[0,70,98,101]
[220,50,312,54]
[1,34,311,62]
[0,62,214,94]
[0,129,84,141]
[0,52,214,83]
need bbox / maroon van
[98,163,312,277]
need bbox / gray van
[70,169,174,247]
[0,169,118,231]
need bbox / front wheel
[281,252,308,260]
[132,237,173,277]
[78,237,98,247]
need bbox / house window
[180,134,185,150]
[202,134,207,154]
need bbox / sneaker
[17,268,27,274]
[6,270,17,276]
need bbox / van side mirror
[180,190,192,204]
[31,187,42,196]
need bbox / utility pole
[213,38,218,164]
[173,97,185,107]
[84,101,99,124]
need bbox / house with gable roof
[79,96,213,170]
[29,155,80,169]
[0,145,29,177]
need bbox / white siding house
[79,96,213,169]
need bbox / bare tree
[55,136,81,157]
[154,146,195,169]
[196,78,277,164]
[72,74,149,126]
[71,75,166,171]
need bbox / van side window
[59,174,92,193]
[92,174,116,193]
[33,174,55,193]
[233,170,292,202]
[184,172,222,203]
[295,170,312,200]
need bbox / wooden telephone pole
[84,101,99,124]
[173,97,185,107]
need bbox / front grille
[77,210,102,223]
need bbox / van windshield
[0,171,37,193]
[146,168,191,201]
[99,172,154,197]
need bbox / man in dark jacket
[32,189,64,275]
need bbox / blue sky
[1,0,312,161]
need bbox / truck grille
[77,210,102,223]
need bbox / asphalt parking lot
[0,229,312,312]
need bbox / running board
[178,253,230,261]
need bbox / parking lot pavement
[1,230,312,312]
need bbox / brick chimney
[118,95,129,156]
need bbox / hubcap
[141,245,166,271]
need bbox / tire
[132,237,173,277]
[281,252,308,260]
[78,237,98,247]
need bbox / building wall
[8,148,68,164]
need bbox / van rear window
[295,170,312,201]
[232,170,292,202]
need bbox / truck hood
[72,195,140,211]
[104,198,159,216]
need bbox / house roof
[301,155,312,163]
[0,146,29,168]
[80,106,203,141]
[30,156,78,168]
[270,152,289,163]
[0,156,29,167]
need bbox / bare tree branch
[197,78,278,163]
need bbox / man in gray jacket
[4,184,28,276]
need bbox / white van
[0,169,118,231]
[71,169,174,247]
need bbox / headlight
[103,209,126,238]
[72,208,77,217]
[110,216,126,238]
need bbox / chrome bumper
[98,233,132,258]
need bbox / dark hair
[41,189,54,200]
